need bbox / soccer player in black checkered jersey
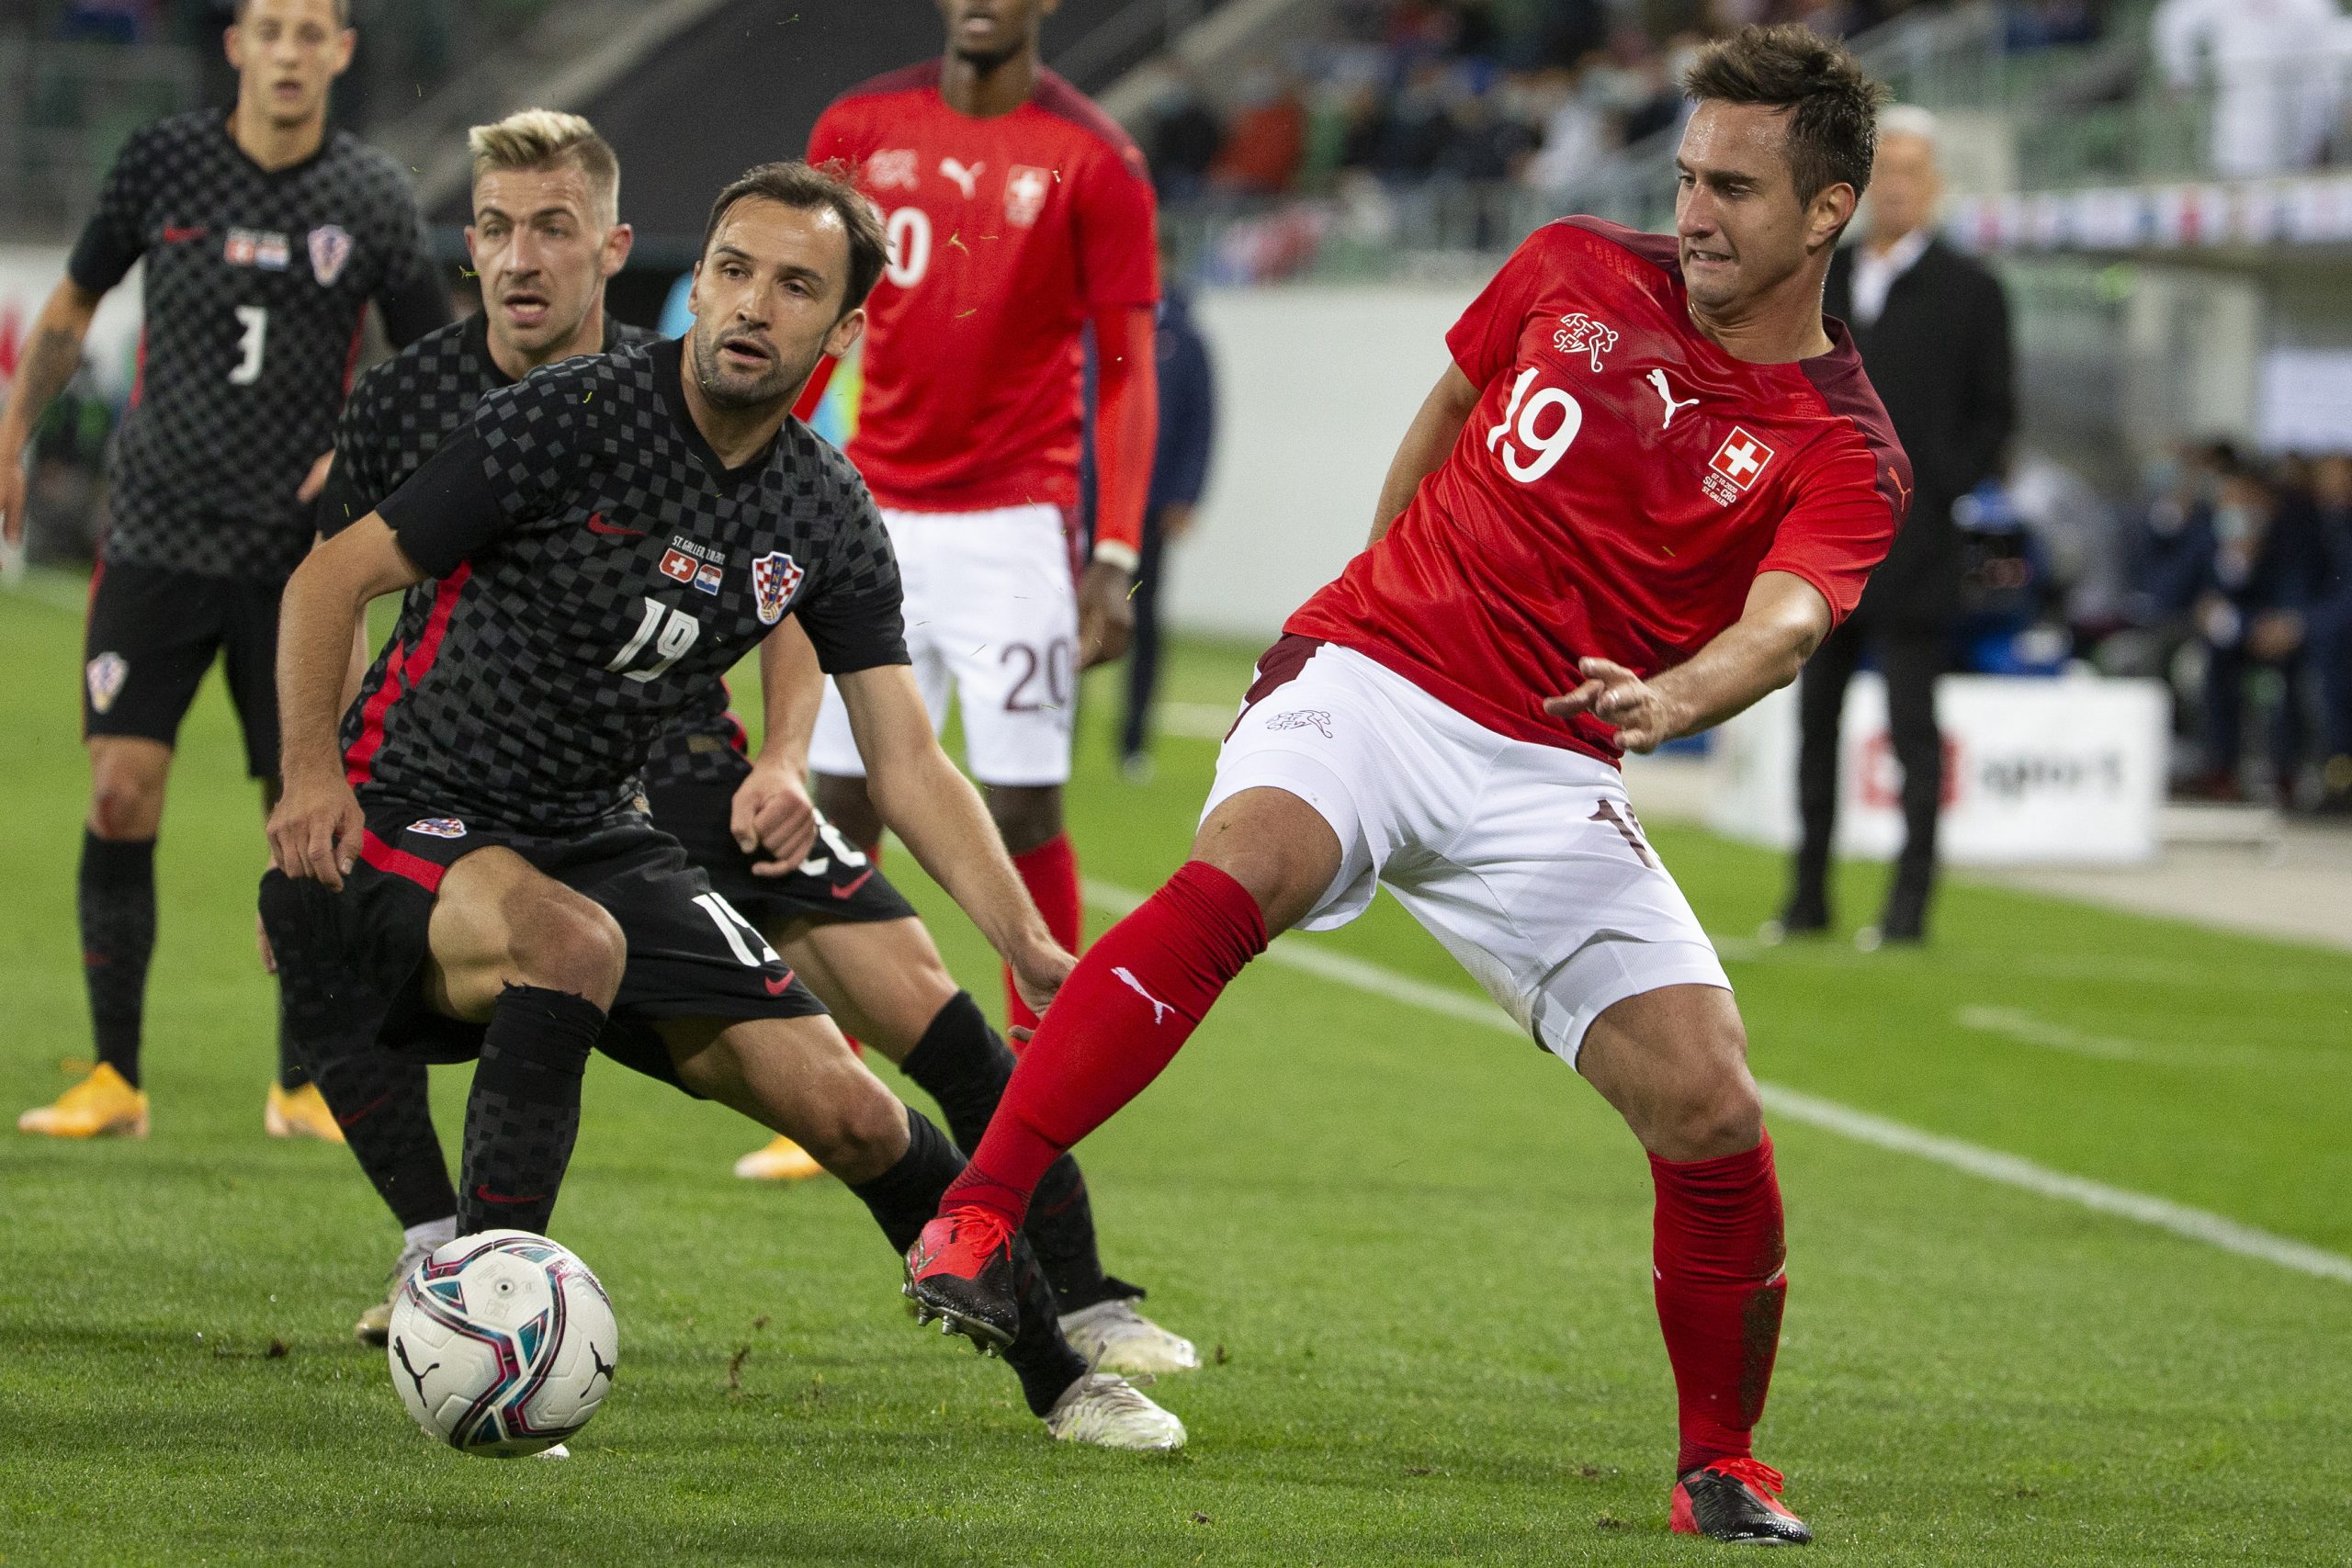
[316,110,1198,1382]
[4,0,447,1143]
[265,160,1185,1449]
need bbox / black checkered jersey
[69,110,443,580]
[347,334,908,832]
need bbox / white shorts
[809,503,1080,786]
[1204,640,1731,1068]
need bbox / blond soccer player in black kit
[4,0,446,1142]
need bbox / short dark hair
[234,0,352,25]
[701,161,887,317]
[1681,25,1889,212]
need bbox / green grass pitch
[3,573,2348,1565]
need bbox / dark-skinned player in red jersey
[906,28,1912,1545]
[732,0,1159,1190]
[5,0,447,1144]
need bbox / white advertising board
[1708,673,2170,866]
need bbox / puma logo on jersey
[1113,966,1174,1025]
[940,157,984,199]
[1646,369,1700,430]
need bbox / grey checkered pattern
[326,312,658,527]
[345,337,906,832]
[70,111,435,581]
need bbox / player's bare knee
[796,1082,910,1185]
[983,784,1061,856]
[1661,1068,1765,1161]
[508,890,626,1006]
[87,753,168,840]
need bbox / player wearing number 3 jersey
[910,27,1911,1544]
[793,0,1160,1055]
[6,0,447,1145]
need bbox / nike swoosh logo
[585,513,643,536]
[763,971,796,996]
[830,869,876,900]
[162,223,208,243]
[472,1183,548,1205]
[336,1090,393,1128]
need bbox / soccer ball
[386,1229,618,1457]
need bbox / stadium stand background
[4,0,2349,811]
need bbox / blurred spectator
[1212,64,1309,194]
[2189,456,2328,801]
[2306,454,2352,809]
[2153,0,2346,176]
[1144,68,1226,200]
[1521,60,1614,192]
[1436,81,1537,181]
[1120,242,1219,780]
[1782,107,2015,946]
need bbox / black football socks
[80,831,156,1089]
[309,1041,458,1230]
[457,985,604,1235]
[275,996,311,1091]
[899,990,1122,1313]
[848,1104,1088,1416]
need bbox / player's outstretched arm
[1368,364,1483,545]
[1545,571,1832,754]
[1076,305,1159,670]
[736,617,823,874]
[269,518,425,888]
[834,663,1074,1012]
[0,279,102,546]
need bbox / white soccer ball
[385,1228,619,1457]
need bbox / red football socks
[1650,1133,1788,1473]
[1005,833,1085,1038]
[947,860,1268,1227]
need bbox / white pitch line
[1955,1004,2143,1062]
[1082,877,2352,1288]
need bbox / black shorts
[258,795,828,1094]
[84,560,282,777]
[644,780,917,932]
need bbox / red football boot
[903,1206,1020,1352]
[1670,1458,1813,1545]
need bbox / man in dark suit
[1777,106,2015,945]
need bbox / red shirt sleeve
[807,101,855,171]
[1757,437,1905,626]
[1443,228,1555,390]
[1074,142,1159,310]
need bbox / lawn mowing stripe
[1084,876,2352,1288]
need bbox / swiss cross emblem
[1005,164,1052,227]
[865,149,919,192]
[659,547,697,584]
[1552,311,1618,372]
[1709,427,1775,491]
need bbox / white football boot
[354,1233,442,1346]
[1057,1298,1201,1375]
[1043,1372,1186,1451]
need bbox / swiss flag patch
[1708,428,1776,491]
[659,548,697,583]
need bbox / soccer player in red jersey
[905,28,1910,1545]
[797,0,1157,1022]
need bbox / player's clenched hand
[268,774,366,891]
[733,765,818,875]
[1007,937,1078,1021]
[297,450,335,505]
[1076,559,1136,671]
[1544,657,1683,755]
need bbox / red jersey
[809,62,1159,514]
[1286,218,1909,765]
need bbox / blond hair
[467,109,619,225]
